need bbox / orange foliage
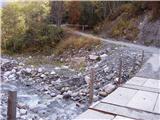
[68,1,81,24]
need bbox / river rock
[8,74,15,79]
[84,75,90,84]
[114,77,119,83]
[89,55,99,60]
[50,71,56,75]
[50,93,56,97]
[4,71,12,77]
[99,91,107,97]
[40,74,46,78]
[62,65,69,69]
[71,92,78,97]
[100,54,108,59]
[20,109,27,115]
[11,69,16,73]
[103,83,116,94]
[38,68,43,72]
[104,66,109,73]
[26,68,32,73]
[93,95,99,101]
[63,92,71,99]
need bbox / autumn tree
[68,1,81,24]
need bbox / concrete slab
[143,79,160,89]
[126,77,147,86]
[154,94,160,114]
[122,84,160,94]
[74,109,115,120]
[113,116,134,120]
[93,102,160,120]
[102,87,138,106]
[127,91,158,112]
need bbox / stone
[93,95,99,101]
[50,71,56,75]
[78,73,82,76]
[100,54,108,59]
[31,65,34,68]
[55,67,60,70]
[38,68,43,72]
[11,69,16,73]
[103,83,116,94]
[16,111,20,118]
[40,74,46,78]
[61,87,70,93]
[89,55,99,60]
[21,115,27,119]
[85,75,90,84]
[99,91,107,97]
[63,92,71,99]
[104,66,109,73]
[4,71,11,77]
[56,95,63,99]
[8,74,15,79]
[19,62,24,66]
[62,65,69,69]
[94,64,99,68]
[50,93,56,97]
[44,86,48,91]
[71,92,78,97]
[67,90,72,95]
[114,77,119,83]
[20,109,27,115]
[26,68,32,73]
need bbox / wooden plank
[7,91,17,120]
[101,87,138,106]
[154,94,160,113]
[127,91,158,112]
[126,77,147,86]
[143,79,160,89]
[122,84,160,94]
[113,116,134,120]
[74,109,115,120]
[92,102,160,120]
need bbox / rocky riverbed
[0,42,151,120]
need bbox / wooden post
[82,25,85,31]
[7,91,17,120]
[118,58,122,85]
[89,68,95,106]
[132,56,137,73]
[141,50,144,66]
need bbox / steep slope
[95,3,160,47]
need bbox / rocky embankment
[0,42,151,120]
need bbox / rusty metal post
[118,58,122,85]
[89,68,95,106]
[7,91,17,120]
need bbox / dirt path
[65,28,160,54]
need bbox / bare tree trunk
[50,1,64,27]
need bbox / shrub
[1,2,64,53]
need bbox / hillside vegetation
[1,1,160,55]
[94,2,160,47]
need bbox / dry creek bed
[0,42,151,120]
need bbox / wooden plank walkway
[75,77,160,120]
